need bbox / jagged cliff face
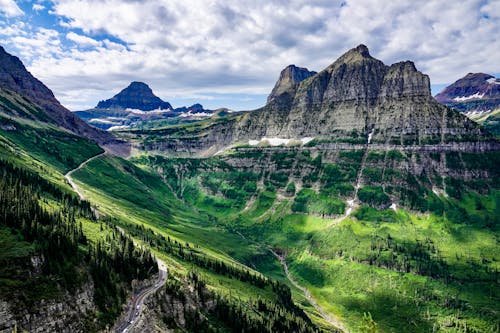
[267,65,317,104]
[96,81,172,111]
[237,45,482,144]
[0,279,96,333]
[127,45,493,156]
[0,46,116,146]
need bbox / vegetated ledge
[232,141,500,153]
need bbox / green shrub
[358,186,391,207]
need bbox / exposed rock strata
[131,45,495,156]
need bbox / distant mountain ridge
[434,73,500,137]
[76,82,214,130]
[434,72,500,114]
[435,73,500,104]
[129,44,496,157]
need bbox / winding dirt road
[270,250,349,333]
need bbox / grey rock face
[0,46,115,145]
[0,280,96,333]
[267,65,317,104]
[96,81,172,111]
[237,44,484,144]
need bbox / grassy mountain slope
[4,82,497,331]
[127,146,499,333]
[0,85,332,332]
[467,108,500,138]
[70,153,335,331]
[0,93,158,332]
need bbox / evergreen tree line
[124,223,316,324]
[127,223,274,289]
[0,159,94,218]
[160,271,334,333]
[340,234,499,283]
[0,159,157,327]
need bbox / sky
[0,0,499,111]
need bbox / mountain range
[435,72,500,137]
[435,72,500,111]
[0,44,499,333]
[75,82,215,130]
[127,44,492,156]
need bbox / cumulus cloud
[0,0,23,17]
[66,32,102,47]
[2,0,500,110]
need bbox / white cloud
[66,32,102,47]
[1,0,499,110]
[32,4,46,11]
[0,21,27,36]
[0,0,23,17]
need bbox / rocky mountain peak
[317,44,387,103]
[0,45,116,145]
[349,44,371,58]
[380,61,431,99]
[329,44,374,69]
[267,64,317,103]
[0,46,58,107]
[435,72,500,103]
[236,44,483,146]
[96,81,172,111]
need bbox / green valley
[0,32,499,333]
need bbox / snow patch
[453,92,484,102]
[178,111,212,118]
[345,199,355,216]
[107,125,130,131]
[487,78,500,85]
[105,116,128,121]
[432,187,448,198]
[89,118,119,125]
[126,108,172,114]
[248,137,314,147]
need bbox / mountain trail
[270,250,349,333]
[64,151,106,200]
